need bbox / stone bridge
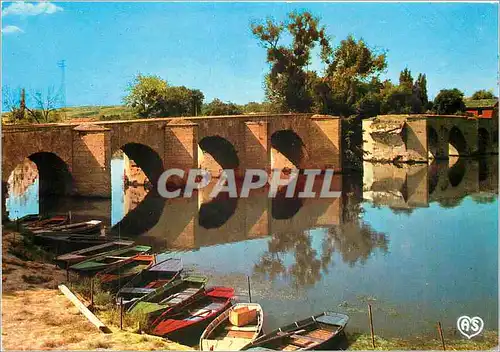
[363,114,498,162]
[2,113,341,198]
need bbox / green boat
[69,245,151,273]
[127,274,208,318]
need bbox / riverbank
[1,228,190,350]
[2,228,498,350]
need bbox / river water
[5,157,498,340]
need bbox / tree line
[2,10,497,124]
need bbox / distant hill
[1,105,136,124]
[59,105,136,122]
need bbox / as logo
[456,316,484,339]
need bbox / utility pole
[20,88,26,119]
[57,59,66,110]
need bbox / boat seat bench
[290,334,324,343]
[225,325,257,332]
[120,287,156,294]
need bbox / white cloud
[2,25,24,34]
[2,1,63,17]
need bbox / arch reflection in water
[5,153,73,219]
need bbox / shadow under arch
[271,186,304,220]
[120,143,165,185]
[199,136,239,172]
[27,152,74,196]
[198,193,238,229]
[449,127,467,156]
[110,143,166,236]
[448,158,466,187]
[427,126,439,158]
[478,128,490,155]
[271,130,306,168]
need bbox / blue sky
[2,2,498,107]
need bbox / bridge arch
[448,127,467,156]
[478,128,490,155]
[270,129,307,170]
[8,152,74,196]
[198,136,239,177]
[427,126,439,159]
[117,143,165,186]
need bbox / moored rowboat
[32,220,102,235]
[115,258,184,308]
[127,275,208,318]
[150,287,235,342]
[200,303,264,351]
[241,311,349,351]
[56,240,135,266]
[24,214,69,230]
[96,254,157,290]
[69,245,151,273]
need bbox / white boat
[200,303,264,351]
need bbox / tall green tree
[433,88,465,114]
[320,35,387,116]
[251,11,332,113]
[123,74,204,117]
[123,74,169,117]
[415,73,428,106]
[399,68,413,90]
[471,89,496,100]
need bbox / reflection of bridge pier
[363,162,429,209]
[136,174,343,251]
[363,157,498,210]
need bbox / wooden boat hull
[24,214,69,230]
[200,303,264,351]
[69,245,151,273]
[56,240,135,266]
[96,254,156,291]
[241,312,349,351]
[32,220,102,236]
[115,258,184,308]
[150,287,235,343]
[127,275,208,319]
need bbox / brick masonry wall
[71,129,111,197]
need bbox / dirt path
[1,229,191,350]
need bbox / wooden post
[368,304,375,348]
[120,297,124,330]
[247,276,252,303]
[437,321,446,350]
[66,264,70,283]
[90,278,94,309]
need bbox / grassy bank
[1,228,190,350]
[346,331,498,350]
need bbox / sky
[1,1,499,107]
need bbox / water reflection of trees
[254,193,389,288]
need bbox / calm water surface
[6,157,498,339]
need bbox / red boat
[150,286,235,342]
